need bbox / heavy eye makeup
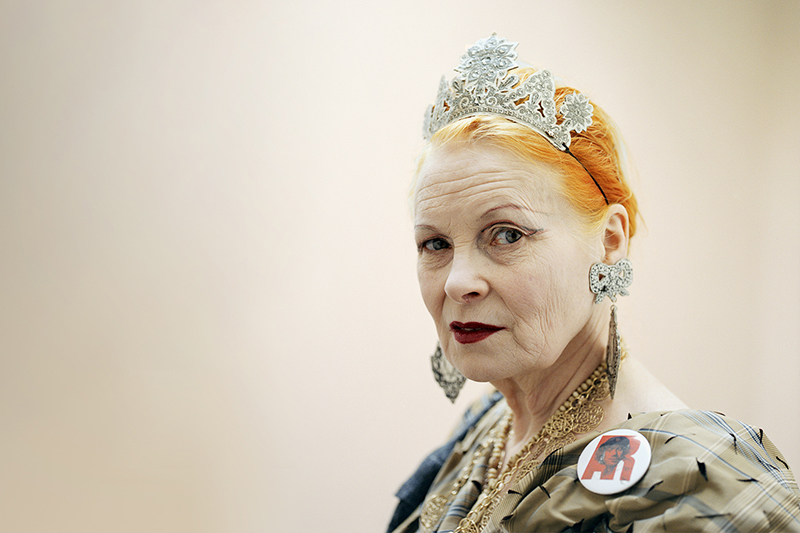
[417,236,450,252]
[415,221,542,255]
[482,221,541,247]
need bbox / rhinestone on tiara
[423,34,594,151]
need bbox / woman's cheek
[418,272,444,317]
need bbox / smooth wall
[1,1,798,532]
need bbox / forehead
[414,141,565,217]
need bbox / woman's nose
[444,249,490,304]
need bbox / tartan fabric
[391,397,800,533]
[388,391,503,533]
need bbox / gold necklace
[420,357,619,533]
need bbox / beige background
[1,1,798,532]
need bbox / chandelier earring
[605,305,621,398]
[589,258,633,398]
[431,343,466,403]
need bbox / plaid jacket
[390,397,800,532]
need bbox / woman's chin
[451,359,509,384]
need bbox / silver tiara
[423,34,594,150]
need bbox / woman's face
[414,141,604,383]
[602,445,626,467]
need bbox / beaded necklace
[420,357,619,533]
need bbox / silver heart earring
[431,343,465,403]
[589,258,633,398]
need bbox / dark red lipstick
[450,321,505,344]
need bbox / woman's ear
[602,204,630,264]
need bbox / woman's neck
[491,315,607,450]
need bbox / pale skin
[414,140,686,469]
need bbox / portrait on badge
[388,34,800,533]
[583,435,638,481]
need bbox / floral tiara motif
[423,34,594,151]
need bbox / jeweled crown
[423,34,594,151]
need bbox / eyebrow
[481,203,535,218]
[414,204,540,231]
[413,224,437,232]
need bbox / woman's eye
[492,228,524,245]
[421,238,450,252]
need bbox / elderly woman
[389,35,799,533]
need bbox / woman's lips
[450,321,505,344]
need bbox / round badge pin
[577,429,651,495]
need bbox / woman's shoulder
[507,409,800,532]
[622,409,800,530]
[623,409,795,482]
[442,402,800,529]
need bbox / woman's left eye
[492,228,524,245]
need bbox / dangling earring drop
[430,343,465,403]
[606,304,621,398]
[590,258,633,398]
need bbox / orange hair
[415,68,639,239]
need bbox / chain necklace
[420,357,619,533]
